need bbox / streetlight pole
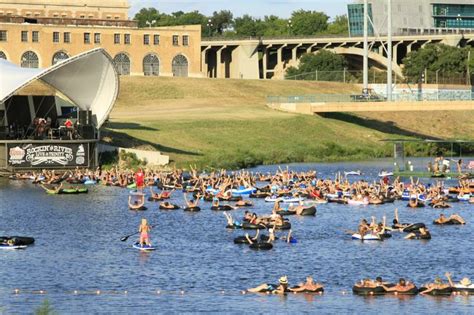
[363,0,369,95]
[387,0,393,101]
[145,20,156,29]
[207,19,213,37]
[288,19,292,35]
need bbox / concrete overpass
[201,32,474,80]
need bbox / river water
[0,160,473,314]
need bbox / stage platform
[0,139,98,173]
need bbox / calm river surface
[1,159,473,314]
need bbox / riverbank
[103,77,474,168]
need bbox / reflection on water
[0,160,473,313]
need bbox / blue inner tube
[184,206,201,212]
[249,242,273,250]
[211,205,233,211]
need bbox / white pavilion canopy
[0,48,119,128]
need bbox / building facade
[0,0,203,77]
[348,0,474,36]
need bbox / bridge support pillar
[216,46,226,79]
[201,46,210,75]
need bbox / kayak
[378,172,393,177]
[133,243,156,251]
[264,197,305,203]
[401,192,430,202]
[344,171,361,176]
[231,187,257,195]
[0,244,27,250]
[457,194,471,201]
[352,233,382,241]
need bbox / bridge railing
[267,91,474,104]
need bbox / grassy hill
[103,77,474,168]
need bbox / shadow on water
[100,128,201,157]
[317,113,441,140]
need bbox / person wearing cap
[244,276,290,294]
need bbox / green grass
[102,77,474,169]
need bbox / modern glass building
[348,1,474,36]
[347,3,374,36]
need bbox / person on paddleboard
[139,218,152,247]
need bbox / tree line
[133,8,348,37]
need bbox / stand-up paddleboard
[133,243,156,251]
[0,244,27,250]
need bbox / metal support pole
[387,0,393,101]
[363,0,369,94]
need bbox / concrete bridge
[201,32,474,80]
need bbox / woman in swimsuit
[138,218,151,247]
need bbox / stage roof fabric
[0,48,119,128]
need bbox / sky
[129,0,353,19]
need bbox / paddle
[120,224,156,242]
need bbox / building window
[0,51,6,60]
[21,31,28,42]
[94,33,100,44]
[32,31,39,42]
[52,51,69,65]
[153,34,160,45]
[114,53,130,75]
[143,54,159,76]
[114,33,120,44]
[182,35,189,46]
[64,32,70,43]
[84,32,90,44]
[172,35,179,46]
[21,51,39,68]
[80,15,85,19]
[0,30,7,42]
[143,34,150,45]
[172,54,188,77]
[53,31,60,43]
[124,34,131,44]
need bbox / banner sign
[7,143,88,167]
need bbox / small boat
[351,233,382,241]
[231,187,257,195]
[344,171,361,176]
[378,171,394,177]
[347,199,369,206]
[0,244,27,250]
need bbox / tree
[176,11,207,27]
[261,15,288,36]
[234,15,262,37]
[133,8,161,28]
[211,10,234,34]
[290,10,329,36]
[326,15,349,35]
[285,50,348,81]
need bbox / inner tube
[300,206,316,216]
[273,221,291,230]
[184,206,201,212]
[433,219,463,225]
[453,286,474,295]
[249,242,273,250]
[242,222,267,230]
[352,286,386,296]
[148,196,163,202]
[402,223,426,233]
[159,204,180,210]
[60,189,79,194]
[407,201,425,208]
[290,286,324,294]
[0,236,35,246]
[419,287,453,296]
[211,205,234,211]
[249,193,269,198]
[226,223,242,229]
[276,210,297,216]
[219,196,242,202]
[129,206,147,211]
[233,236,252,244]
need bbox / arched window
[21,51,39,68]
[0,51,6,60]
[52,51,69,65]
[143,54,160,76]
[172,54,188,77]
[113,53,130,75]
